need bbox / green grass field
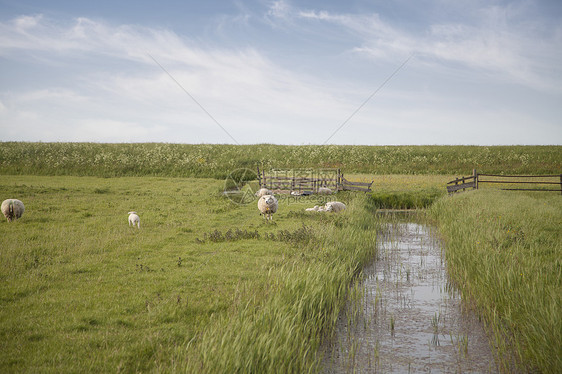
[1,143,561,373]
[0,175,378,372]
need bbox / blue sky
[0,0,561,145]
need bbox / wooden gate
[257,167,372,193]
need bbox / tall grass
[1,142,560,177]
[178,195,378,373]
[430,191,562,373]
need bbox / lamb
[291,191,312,196]
[325,201,346,213]
[317,187,333,195]
[304,202,346,213]
[305,205,326,212]
[255,188,273,198]
[128,211,140,228]
[1,199,25,222]
[258,195,278,221]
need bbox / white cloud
[292,3,562,94]
[14,14,42,30]
[267,0,292,19]
[0,5,560,145]
[0,14,364,143]
[16,88,89,103]
[74,119,166,142]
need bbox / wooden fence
[257,167,373,193]
[340,175,374,192]
[447,169,562,194]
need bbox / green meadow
[0,175,378,372]
[1,143,561,372]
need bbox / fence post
[560,174,562,195]
[336,169,339,190]
[473,169,478,190]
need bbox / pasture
[0,175,377,372]
[1,143,561,372]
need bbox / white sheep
[305,205,326,212]
[258,195,278,221]
[1,199,25,222]
[128,211,140,228]
[255,188,273,198]
[325,201,346,213]
[317,187,333,195]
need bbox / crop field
[1,143,561,373]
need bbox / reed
[430,190,562,373]
[178,195,379,373]
[1,142,559,177]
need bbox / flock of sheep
[2,187,346,226]
[255,187,346,221]
[1,198,144,229]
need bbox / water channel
[323,221,498,373]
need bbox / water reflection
[322,222,498,373]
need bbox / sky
[0,0,561,145]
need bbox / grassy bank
[430,191,562,373]
[0,175,377,372]
[1,142,560,177]
[360,174,450,209]
[180,196,377,373]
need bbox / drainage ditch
[322,221,498,373]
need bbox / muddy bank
[322,222,498,373]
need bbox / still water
[323,222,498,373]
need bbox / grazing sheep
[128,211,140,228]
[255,188,273,198]
[258,195,278,221]
[1,199,25,222]
[317,187,333,195]
[325,201,346,213]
